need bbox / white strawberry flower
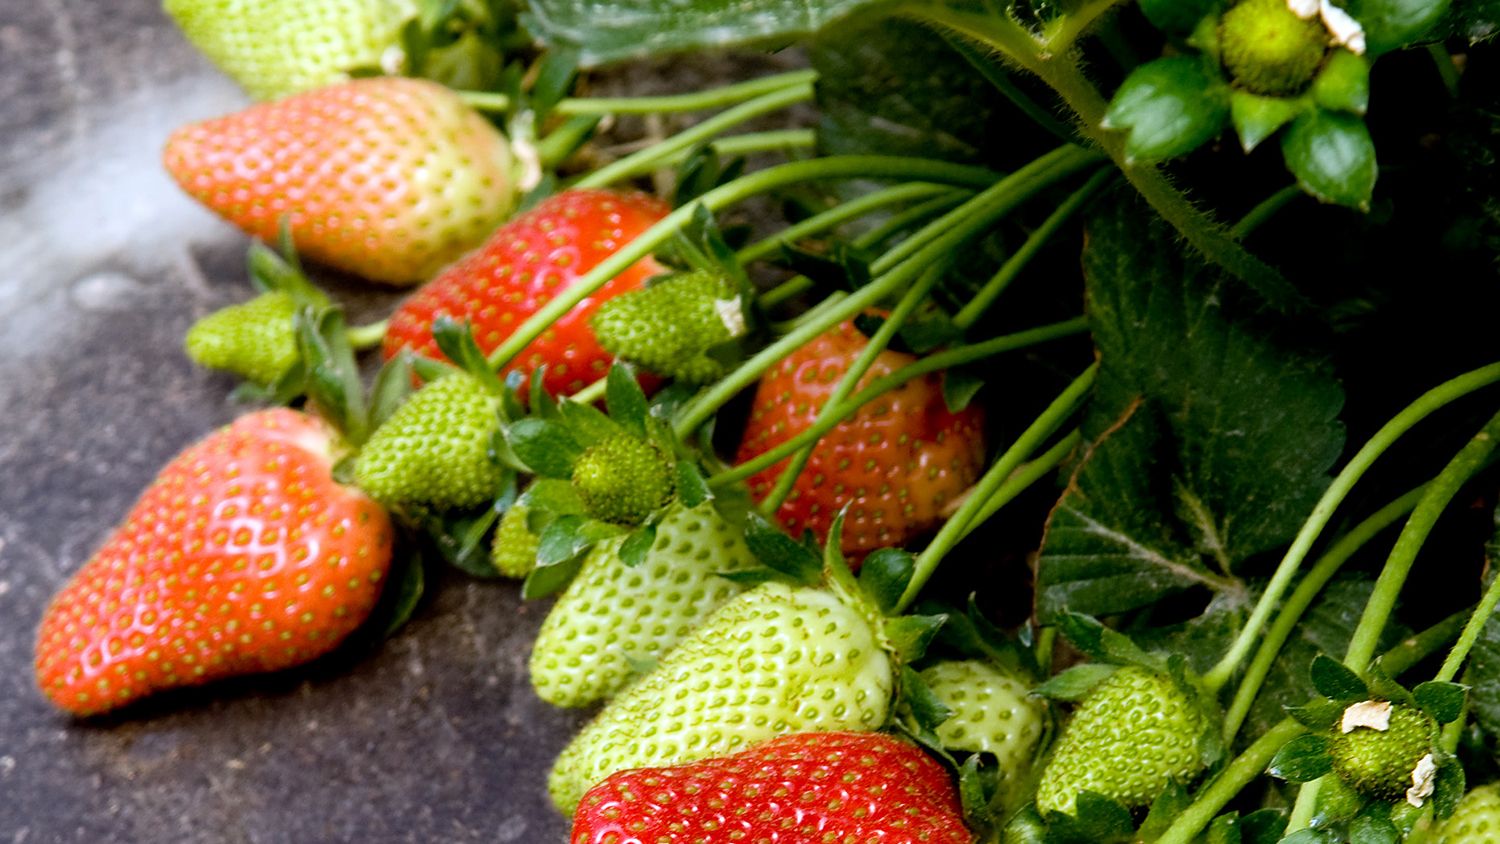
[1286,0,1368,54]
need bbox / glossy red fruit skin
[571,731,972,844]
[734,320,987,559]
[34,409,394,716]
[383,189,671,397]
[163,77,515,286]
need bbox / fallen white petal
[1407,754,1438,807]
[1341,700,1393,733]
[1320,0,1368,55]
[714,297,748,338]
[1288,0,1320,18]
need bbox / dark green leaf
[1001,807,1049,844]
[1137,779,1192,841]
[1057,613,1160,668]
[858,548,915,614]
[1281,110,1378,211]
[884,614,947,663]
[1351,0,1452,53]
[1102,56,1230,163]
[1267,734,1333,782]
[900,664,954,731]
[522,0,892,65]
[1046,792,1135,842]
[527,47,578,116]
[676,461,711,508]
[1139,0,1217,34]
[381,552,426,638]
[743,512,822,585]
[957,754,999,831]
[619,523,656,568]
[1436,0,1500,42]
[536,515,623,567]
[368,353,415,432]
[505,418,584,478]
[1239,809,1287,844]
[1433,754,1466,819]
[1311,653,1369,700]
[1349,812,1399,844]
[521,552,585,599]
[418,506,504,579]
[605,364,649,437]
[1414,681,1468,724]
[1035,664,1119,701]
[1205,813,1241,844]
[294,308,368,443]
[432,316,504,392]
[1279,831,1335,844]
[1286,698,1346,731]
[558,397,623,447]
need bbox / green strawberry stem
[958,428,1083,536]
[1287,406,1500,834]
[909,5,1305,312]
[670,145,1102,436]
[896,363,1099,613]
[707,317,1089,487]
[1427,43,1461,98]
[952,167,1111,329]
[1434,553,1500,682]
[1230,184,1302,239]
[536,115,603,169]
[1156,610,1473,844]
[1222,483,1429,741]
[484,154,1006,373]
[458,69,819,116]
[346,319,388,351]
[663,128,816,163]
[758,262,947,515]
[574,83,816,189]
[738,182,963,265]
[1201,360,1500,695]
[567,378,609,406]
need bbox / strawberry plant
[27,0,1500,840]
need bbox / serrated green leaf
[605,364,648,437]
[1102,56,1230,163]
[1267,733,1333,782]
[505,417,584,478]
[858,548,915,615]
[1414,681,1468,724]
[1311,653,1370,699]
[1035,663,1119,701]
[1282,110,1378,210]
[523,0,893,65]
[743,512,822,585]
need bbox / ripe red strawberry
[734,319,987,558]
[35,409,394,716]
[571,731,971,844]
[163,77,516,286]
[382,189,671,396]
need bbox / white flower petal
[1341,700,1393,733]
[1287,0,1320,18]
[714,297,748,338]
[1320,0,1368,55]
[1406,754,1438,808]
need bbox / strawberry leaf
[1034,664,1119,702]
[676,461,711,508]
[618,522,656,568]
[522,553,586,600]
[884,614,947,663]
[1433,754,1466,820]
[535,515,623,567]
[899,664,954,731]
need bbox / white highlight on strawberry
[1407,753,1438,807]
[1341,699,1394,733]
[1286,0,1368,54]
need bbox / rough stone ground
[0,3,800,840]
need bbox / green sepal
[1230,90,1304,152]
[530,367,560,420]
[1045,792,1136,842]
[1312,51,1371,115]
[921,595,1041,681]
[942,370,985,414]
[381,550,427,639]
[432,316,505,393]
[1137,779,1193,841]
[1287,697,1346,731]
[605,364,649,437]
[674,145,749,210]
[293,307,369,444]
[1267,733,1334,782]
[1350,0,1453,55]
[414,502,506,579]
[1002,806,1049,844]
[521,552,585,600]
[1139,0,1220,35]
[368,353,416,433]
[883,614,948,664]
[1432,753,1466,819]
[618,522,657,568]
[1205,813,1240,844]
[557,397,625,447]
[899,664,954,731]
[1311,653,1369,700]
[1349,808,1401,844]
[1238,809,1288,844]
[858,548,916,615]
[1034,664,1119,701]
[676,461,712,508]
[411,355,459,384]
[742,512,822,585]
[1314,772,1369,825]
[520,478,587,520]
[1413,680,1468,724]
[505,417,584,478]
[1057,612,1163,670]
[1364,660,1416,706]
[1102,56,1230,163]
[535,514,625,567]
[1281,110,1378,210]
[1280,829,1336,844]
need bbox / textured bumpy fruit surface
[590,269,745,384]
[570,435,676,525]
[184,291,304,385]
[546,581,893,814]
[164,77,515,285]
[35,409,393,715]
[355,373,503,510]
[1437,784,1500,844]
[923,659,1045,799]
[1329,702,1436,799]
[383,189,671,396]
[529,502,759,707]
[735,319,987,559]
[1035,665,1206,815]
[490,503,540,579]
[1220,0,1330,96]
[571,731,972,844]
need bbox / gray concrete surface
[0,3,592,841]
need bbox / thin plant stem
[738,183,961,265]
[1231,184,1302,239]
[660,128,817,164]
[347,319,388,351]
[896,364,1099,613]
[536,115,602,169]
[960,429,1083,538]
[456,69,819,116]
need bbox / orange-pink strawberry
[34,409,394,716]
[163,77,516,285]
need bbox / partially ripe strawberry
[164,77,516,286]
[1437,784,1500,843]
[382,189,671,396]
[164,0,408,101]
[572,732,971,844]
[34,409,393,715]
[734,319,987,559]
[354,373,503,510]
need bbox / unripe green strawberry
[1329,701,1436,800]
[590,270,748,384]
[571,435,676,525]
[184,291,309,385]
[1436,784,1500,843]
[546,581,894,814]
[490,503,539,579]
[164,0,411,101]
[1035,666,1206,816]
[529,502,760,707]
[355,373,501,510]
[922,660,1045,802]
[1220,0,1330,96]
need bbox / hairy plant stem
[1157,611,1471,844]
[907,6,1305,311]
[669,145,1101,437]
[1202,361,1500,694]
[708,318,1088,487]
[896,364,1099,613]
[1435,565,1500,683]
[482,154,1001,372]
